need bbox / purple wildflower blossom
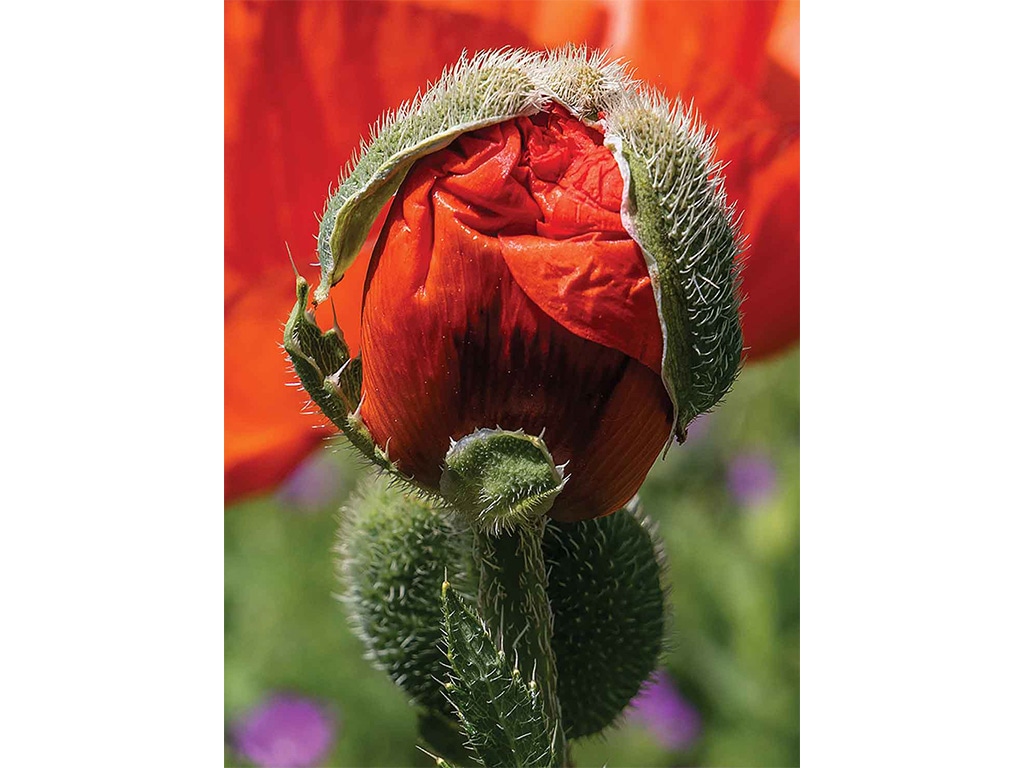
[230,693,336,768]
[726,451,778,507]
[628,669,702,751]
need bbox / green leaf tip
[282,276,355,424]
[440,428,566,533]
[283,277,429,490]
[441,580,556,767]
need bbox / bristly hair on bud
[544,497,668,738]
[604,86,745,441]
[539,45,637,122]
[336,478,473,717]
[439,428,567,534]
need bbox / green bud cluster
[337,478,668,758]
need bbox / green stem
[474,518,567,767]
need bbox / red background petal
[224,0,799,503]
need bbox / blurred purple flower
[230,693,336,768]
[727,451,778,507]
[628,669,702,751]
[276,450,343,513]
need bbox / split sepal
[603,88,744,440]
[282,276,431,494]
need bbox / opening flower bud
[359,107,673,523]
[287,49,744,524]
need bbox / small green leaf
[441,582,555,768]
[282,276,358,426]
[283,277,422,486]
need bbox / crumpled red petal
[428,108,663,372]
[359,110,672,522]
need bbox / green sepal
[440,429,566,534]
[545,498,668,739]
[604,91,744,440]
[283,276,418,484]
[441,582,556,768]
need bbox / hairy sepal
[604,89,744,440]
[283,277,422,487]
[316,48,546,302]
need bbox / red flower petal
[359,111,672,522]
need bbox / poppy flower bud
[286,47,743,523]
[361,105,672,523]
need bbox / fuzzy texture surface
[545,500,666,738]
[359,107,673,523]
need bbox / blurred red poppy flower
[225,0,799,504]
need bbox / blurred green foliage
[225,347,799,767]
